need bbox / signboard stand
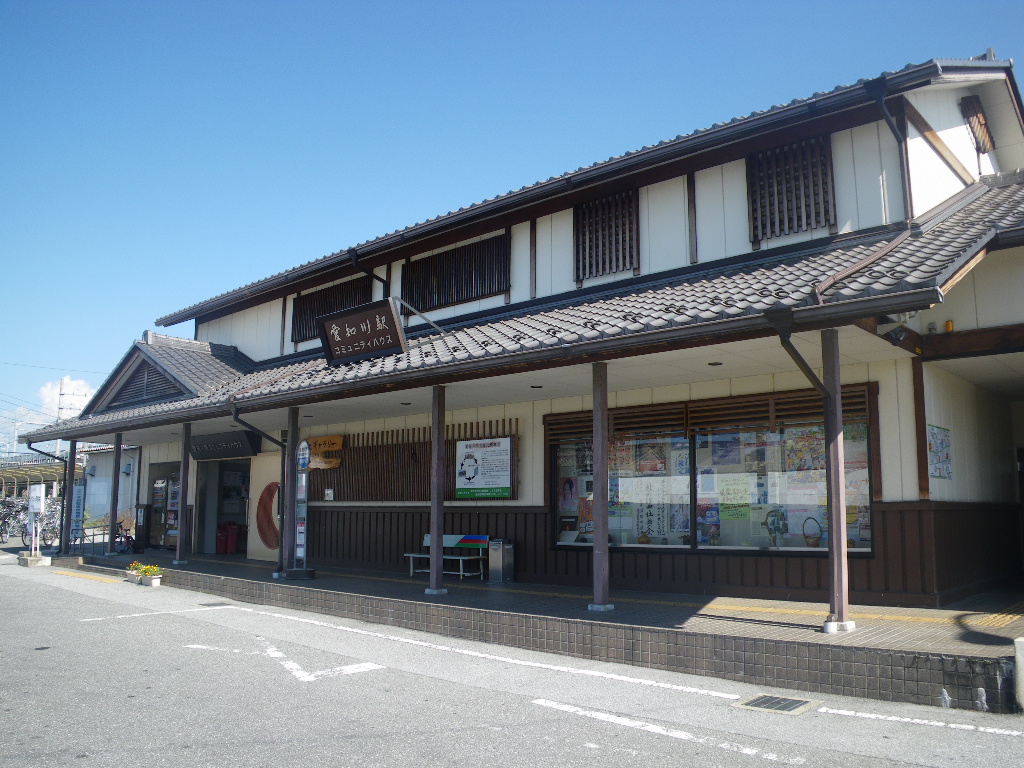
[286,439,315,579]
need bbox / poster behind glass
[554,433,689,547]
[554,422,869,551]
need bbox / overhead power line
[0,361,106,374]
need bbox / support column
[589,362,613,611]
[426,385,447,595]
[105,435,123,555]
[60,440,77,556]
[174,423,191,564]
[822,328,854,632]
[281,407,299,574]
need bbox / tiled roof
[139,334,256,397]
[25,174,1024,443]
[155,54,1015,327]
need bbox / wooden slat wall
[747,134,837,248]
[308,419,518,502]
[400,232,511,315]
[291,276,373,343]
[306,501,1021,607]
[574,189,639,284]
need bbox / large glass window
[550,392,873,552]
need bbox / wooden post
[282,407,299,573]
[174,423,191,564]
[105,435,123,555]
[589,362,613,611]
[427,385,447,595]
[822,329,853,632]
[60,440,77,556]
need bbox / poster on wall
[456,437,512,499]
[927,424,952,479]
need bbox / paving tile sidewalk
[68,547,1024,658]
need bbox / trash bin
[215,525,228,554]
[488,539,514,583]
[226,522,239,554]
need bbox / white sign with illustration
[456,437,512,499]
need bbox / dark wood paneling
[308,501,1022,607]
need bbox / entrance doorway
[195,460,251,555]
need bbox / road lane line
[533,699,805,764]
[255,636,384,682]
[80,606,235,622]
[818,706,1023,737]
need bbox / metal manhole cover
[733,695,819,715]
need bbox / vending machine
[149,475,181,549]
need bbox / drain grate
[196,602,232,607]
[733,695,819,715]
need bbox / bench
[405,534,489,580]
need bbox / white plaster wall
[923,363,1014,502]
[918,245,1024,332]
[640,177,689,274]
[247,450,282,562]
[977,79,1024,172]
[694,159,750,262]
[832,121,905,232]
[509,221,532,303]
[197,298,284,362]
[81,449,140,523]
[904,87,1002,217]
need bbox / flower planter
[139,574,161,587]
[125,570,140,584]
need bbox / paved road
[2,553,1022,767]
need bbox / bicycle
[20,521,58,549]
[113,520,136,554]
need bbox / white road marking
[533,699,805,764]
[818,706,1023,737]
[236,606,740,700]
[256,637,384,682]
[81,606,234,622]
[185,637,384,683]
[82,603,738,700]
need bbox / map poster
[927,425,952,479]
[455,437,512,499]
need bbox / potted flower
[136,563,164,587]
[125,561,143,584]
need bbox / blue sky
[2,0,1022,451]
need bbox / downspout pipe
[865,75,914,226]
[349,249,390,294]
[230,403,287,576]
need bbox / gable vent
[108,362,184,408]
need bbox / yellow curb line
[53,569,122,584]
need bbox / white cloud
[39,376,95,420]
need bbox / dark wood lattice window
[960,95,995,154]
[400,232,510,315]
[108,362,183,408]
[747,135,837,249]
[574,190,640,285]
[292,276,373,342]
